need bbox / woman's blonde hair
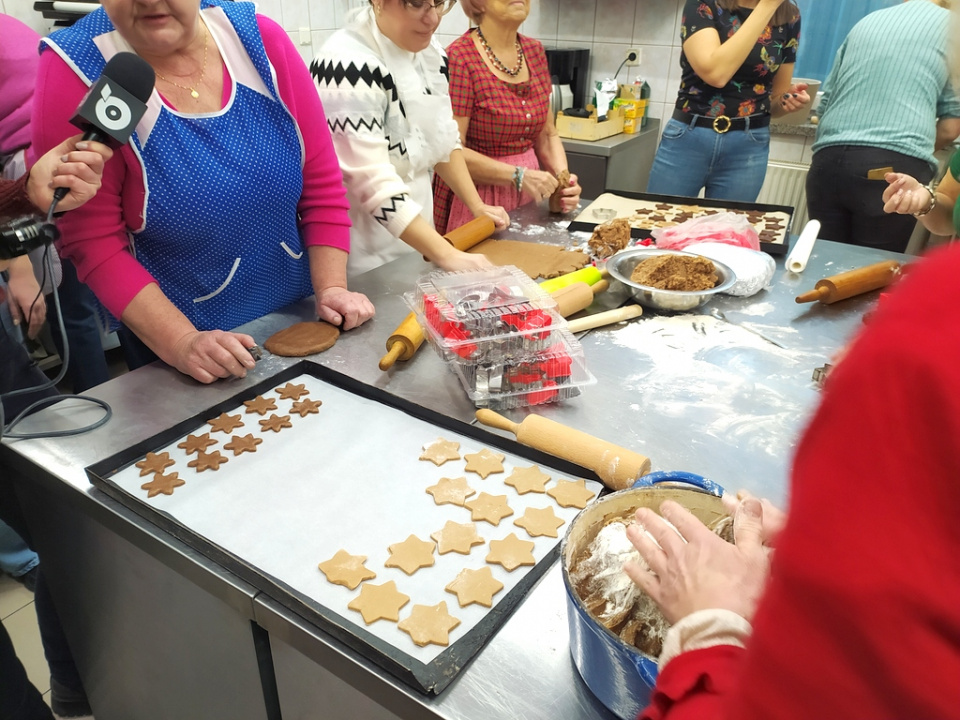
[716,0,799,27]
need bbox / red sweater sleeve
[31,15,351,320]
[0,175,37,217]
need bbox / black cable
[0,246,112,441]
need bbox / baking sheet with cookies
[570,191,795,256]
[86,362,604,695]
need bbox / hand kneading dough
[264,322,340,357]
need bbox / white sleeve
[313,55,422,238]
[658,608,753,671]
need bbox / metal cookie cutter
[247,344,263,362]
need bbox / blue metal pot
[561,472,727,720]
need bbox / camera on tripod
[0,216,59,261]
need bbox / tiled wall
[13,0,690,123]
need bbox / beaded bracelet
[513,166,525,194]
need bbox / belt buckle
[712,115,732,134]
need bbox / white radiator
[757,161,809,232]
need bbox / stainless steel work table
[1,206,902,720]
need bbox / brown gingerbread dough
[630,254,717,291]
[546,479,596,509]
[549,169,571,213]
[347,580,409,624]
[589,218,631,259]
[469,239,589,280]
[445,567,504,608]
[264,322,340,357]
[397,602,461,647]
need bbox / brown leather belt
[672,109,771,133]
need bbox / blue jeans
[0,520,38,578]
[646,116,771,202]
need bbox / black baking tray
[86,360,604,696]
[568,189,795,256]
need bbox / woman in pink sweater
[32,0,375,383]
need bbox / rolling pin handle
[795,286,828,304]
[378,343,404,371]
[475,409,521,435]
[591,279,610,295]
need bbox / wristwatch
[913,184,937,217]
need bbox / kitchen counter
[1,205,902,719]
[771,119,817,137]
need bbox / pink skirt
[433,148,540,235]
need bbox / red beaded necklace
[475,26,524,78]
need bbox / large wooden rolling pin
[796,260,901,304]
[475,409,651,491]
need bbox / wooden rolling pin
[796,260,901,305]
[379,313,424,371]
[475,409,651,491]
[566,304,642,333]
[445,215,497,252]
[550,279,609,317]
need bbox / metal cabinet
[562,118,660,198]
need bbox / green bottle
[639,78,651,128]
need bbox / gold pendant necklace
[155,23,208,100]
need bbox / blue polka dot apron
[44,0,313,331]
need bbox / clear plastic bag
[652,212,761,252]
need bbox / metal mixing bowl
[606,248,737,312]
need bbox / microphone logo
[94,83,132,132]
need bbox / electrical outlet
[299,27,311,46]
[625,48,641,67]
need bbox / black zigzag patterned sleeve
[312,53,423,236]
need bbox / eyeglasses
[402,0,457,16]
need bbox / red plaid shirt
[446,30,552,155]
[434,30,552,231]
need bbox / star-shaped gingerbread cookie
[275,382,309,400]
[243,395,277,416]
[177,433,216,455]
[259,414,292,433]
[223,433,262,456]
[207,412,244,434]
[290,398,323,417]
[317,549,376,590]
[504,465,551,494]
[347,580,409,624]
[397,602,461,647]
[135,451,175,477]
[513,506,566,538]
[430,521,485,555]
[546,479,597,509]
[187,450,228,472]
[425,476,476,506]
[140,471,184,498]
[463,448,505,479]
[419,438,461,466]
[384,535,436,575]
[486,533,536,572]
[445,567,504,608]
[464,492,514,526]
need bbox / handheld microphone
[52,51,155,205]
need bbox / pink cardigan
[31,15,351,320]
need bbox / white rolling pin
[785,219,821,274]
[566,305,643,333]
[52,2,99,13]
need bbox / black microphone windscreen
[100,52,156,104]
